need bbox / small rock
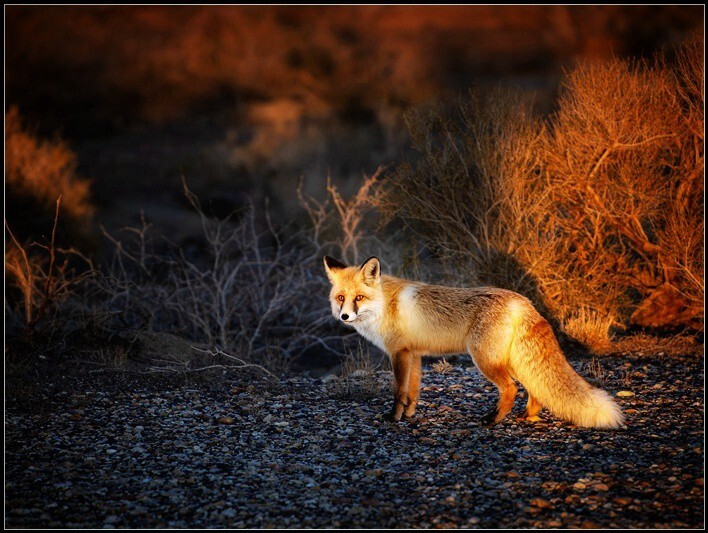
[218,416,235,425]
[529,498,552,509]
[616,391,635,397]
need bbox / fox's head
[323,256,384,325]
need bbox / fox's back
[378,277,539,355]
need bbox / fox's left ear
[360,256,381,285]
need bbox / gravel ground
[5,354,704,528]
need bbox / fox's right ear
[323,256,347,282]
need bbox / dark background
[6,5,703,247]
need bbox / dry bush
[382,36,704,346]
[561,308,616,354]
[5,107,93,225]
[5,198,94,337]
[6,166,390,379]
[382,89,551,298]
[542,37,703,332]
[299,167,399,268]
[82,175,389,376]
[94,203,325,375]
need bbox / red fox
[324,256,625,429]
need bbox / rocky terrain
[5,353,704,528]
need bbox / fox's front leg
[403,356,422,418]
[387,349,414,421]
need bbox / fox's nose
[341,313,349,321]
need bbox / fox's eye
[355,295,365,301]
[337,295,345,302]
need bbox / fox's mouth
[342,310,375,323]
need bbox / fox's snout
[340,312,356,323]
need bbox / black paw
[480,410,498,426]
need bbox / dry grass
[5,197,94,336]
[381,36,704,344]
[561,308,616,354]
[327,342,387,399]
[432,358,453,374]
[585,356,607,388]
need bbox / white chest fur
[352,320,388,353]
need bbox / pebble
[5,354,702,529]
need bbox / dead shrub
[82,174,389,376]
[382,36,704,344]
[5,198,94,337]
[543,38,703,331]
[432,358,453,374]
[381,88,551,302]
[299,166,399,268]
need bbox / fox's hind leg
[403,356,422,418]
[519,394,543,423]
[471,356,518,425]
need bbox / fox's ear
[323,256,347,282]
[360,256,381,285]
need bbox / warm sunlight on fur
[324,256,625,429]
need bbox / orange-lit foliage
[6,107,93,223]
[543,36,703,332]
[6,6,702,127]
[384,36,704,345]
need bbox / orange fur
[324,256,625,428]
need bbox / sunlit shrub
[5,107,93,243]
[382,36,704,341]
[6,107,93,220]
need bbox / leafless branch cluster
[5,197,94,337]
[79,176,388,374]
[298,166,397,268]
[382,36,704,348]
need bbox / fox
[323,255,625,429]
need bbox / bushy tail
[511,319,625,429]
